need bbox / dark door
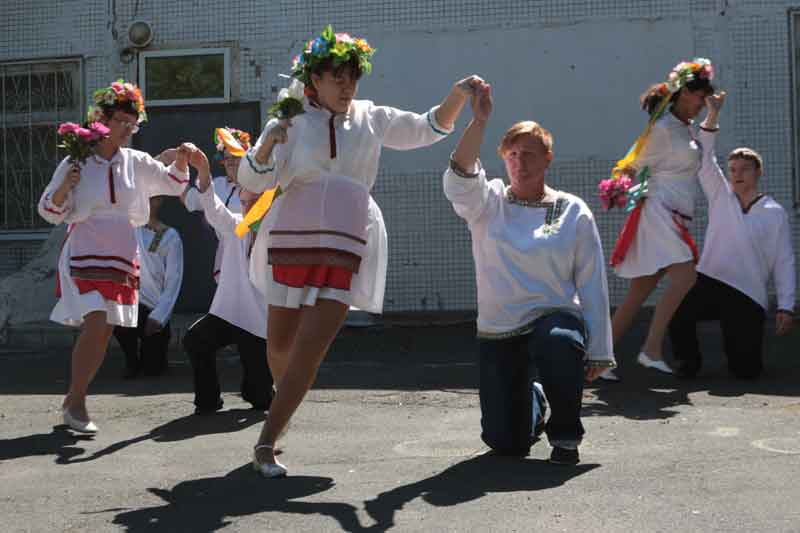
[133,101,262,312]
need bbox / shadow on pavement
[108,465,364,532]
[52,409,264,464]
[0,426,94,464]
[363,453,599,531]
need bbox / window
[139,48,231,106]
[0,58,83,231]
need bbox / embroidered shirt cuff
[427,105,454,136]
[167,163,190,185]
[246,151,275,174]
[449,152,481,178]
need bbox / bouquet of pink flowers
[57,122,110,165]
[598,174,632,210]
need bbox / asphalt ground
[1,317,799,532]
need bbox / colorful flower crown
[214,126,251,154]
[87,79,147,124]
[290,25,375,86]
[661,58,714,95]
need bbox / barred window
[0,59,83,231]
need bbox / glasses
[110,117,140,134]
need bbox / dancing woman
[38,80,205,432]
[606,59,715,378]
[237,26,479,476]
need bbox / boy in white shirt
[113,195,184,378]
[668,92,795,378]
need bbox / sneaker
[549,446,580,465]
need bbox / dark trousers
[479,312,586,455]
[669,273,766,379]
[182,314,274,410]
[113,304,171,376]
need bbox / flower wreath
[290,25,375,86]
[87,79,147,124]
[214,126,251,159]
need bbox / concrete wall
[1,0,798,317]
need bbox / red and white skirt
[51,216,139,327]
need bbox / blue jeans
[479,312,586,455]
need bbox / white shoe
[252,445,287,478]
[63,408,99,433]
[637,352,673,374]
[597,368,620,382]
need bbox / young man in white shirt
[668,92,796,379]
[182,151,274,414]
[113,195,184,378]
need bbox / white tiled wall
[2,0,797,312]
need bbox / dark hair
[309,55,363,84]
[640,78,715,116]
[100,101,140,120]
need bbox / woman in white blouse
[37,81,205,433]
[608,61,715,377]
[443,81,614,465]
[237,27,478,477]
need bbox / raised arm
[238,118,290,193]
[443,81,495,224]
[134,143,193,198]
[195,156,240,234]
[697,92,728,200]
[376,76,484,151]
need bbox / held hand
[454,75,486,97]
[62,165,81,192]
[175,142,194,170]
[144,318,162,337]
[471,83,493,123]
[265,119,292,146]
[776,311,794,336]
[196,167,211,192]
[705,91,726,114]
[188,145,210,173]
[155,148,178,166]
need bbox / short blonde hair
[497,121,553,157]
[728,147,763,171]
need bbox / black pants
[182,314,274,410]
[669,273,766,379]
[479,312,586,456]
[113,304,171,376]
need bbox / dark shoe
[675,359,701,378]
[194,399,224,415]
[122,366,140,380]
[549,446,580,465]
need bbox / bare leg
[63,311,114,421]
[641,261,697,360]
[611,272,663,344]
[255,298,349,465]
[265,305,302,384]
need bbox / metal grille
[0,59,82,230]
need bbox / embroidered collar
[306,99,352,121]
[506,188,556,207]
[740,193,765,214]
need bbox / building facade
[1,0,797,318]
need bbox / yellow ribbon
[611,95,671,179]
[215,127,247,158]
[235,187,279,238]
